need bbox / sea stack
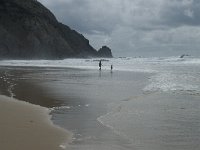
[97,46,113,58]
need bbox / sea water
[1,56,200,95]
[1,56,200,150]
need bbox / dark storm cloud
[38,0,200,57]
[160,0,200,27]
[39,0,121,34]
[40,0,200,33]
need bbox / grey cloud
[39,0,121,34]
[160,0,200,27]
[38,0,200,57]
[39,0,164,33]
[39,0,200,32]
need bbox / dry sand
[0,95,72,150]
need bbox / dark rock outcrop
[180,54,190,58]
[97,46,113,58]
[0,0,100,59]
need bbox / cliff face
[0,0,99,59]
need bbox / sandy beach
[0,95,71,150]
[0,66,149,150]
[0,58,200,150]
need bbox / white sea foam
[1,56,200,94]
[85,104,90,107]
[50,104,91,112]
[50,106,72,111]
[97,106,130,140]
[97,101,148,145]
[59,144,67,149]
[0,57,158,73]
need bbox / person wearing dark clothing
[99,60,102,70]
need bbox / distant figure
[111,64,113,71]
[99,60,102,70]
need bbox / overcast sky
[38,0,200,57]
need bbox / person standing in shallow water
[99,60,102,70]
[111,64,113,74]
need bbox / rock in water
[97,46,113,58]
[0,0,99,59]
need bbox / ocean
[0,56,200,150]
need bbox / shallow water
[0,57,200,149]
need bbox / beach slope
[0,95,71,150]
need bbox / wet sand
[2,66,200,150]
[0,95,72,150]
[0,66,150,150]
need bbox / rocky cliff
[0,0,103,59]
[97,46,113,58]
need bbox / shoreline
[0,66,151,150]
[0,58,200,150]
[0,95,72,150]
